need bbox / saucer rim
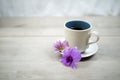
[81,43,98,58]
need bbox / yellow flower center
[59,47,64,50]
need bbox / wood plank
[0,36,120,80]
[0,17,120,28]
[0,17,120,37]
[0,27,120,37]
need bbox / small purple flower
[54,40,69,53]
[60,47,81,69]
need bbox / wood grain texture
[0,17,120,36]
[0,17,120,80]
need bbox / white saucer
[81,43,98,58]
[58,39,98,58]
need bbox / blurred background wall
[0,0,120,17]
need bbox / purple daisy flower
[54,40,69,53]
[60,47,81,69]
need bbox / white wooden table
[0,17,120,80]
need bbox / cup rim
[65,20,92,32]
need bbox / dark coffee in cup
[70,27,84,30]
[65,21,90,30]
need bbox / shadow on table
[81,55,95,61]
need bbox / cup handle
[88,31,100,45]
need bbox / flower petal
[70,62,76,69]
[61,47,81,69]
[54,40,69,54]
